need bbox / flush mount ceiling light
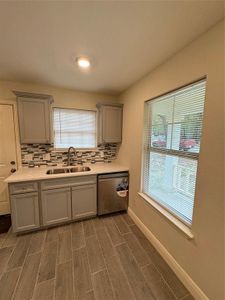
[76,57,91,69]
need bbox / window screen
[142,79,206,225]
[53,108,96,148]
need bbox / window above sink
[53,107,97,149]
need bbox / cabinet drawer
[9,181,38,194]
[41,175,97,190]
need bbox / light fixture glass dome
[76,57,90,69]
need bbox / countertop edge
[5,165,129,184]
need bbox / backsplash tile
[20,144,118,167]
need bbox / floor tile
[13,252,41,300]
[121,213,135,226]
[0,268,21,300]
[28,230,46,254]
[58,223,71,233]
[130,225,155,262]
[0,246,14,277]
[73,247,92,299]
[106,254,135,300]
[2,229,18,248]
[86,290,96,300]
[45,226,59,243]
[182,294,195,300]
[142,264,177,300]
[151,250,189,299]
[72,221,85,250]
[116,243,155,300]
[55,261,74,300]
[124,232,149,267]
[33,278,55,300]
[38,240,58,283]
[92,217,105,232]
[92,269,114,300]
[96,227,116,260]
[103,217,124,246]
[2,214,192,300]
[112,214,131,234]
[7,236,30,270]
[83,219,95,238]
[86,235,105,273]
[57,231,72,264]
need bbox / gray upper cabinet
[14,91,53,144]
[97,103,123,144]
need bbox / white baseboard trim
[128,207,209,300]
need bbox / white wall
[118,21,224,300]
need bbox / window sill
[138,192,194,239]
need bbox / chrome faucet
[67,147,77,166]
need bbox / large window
[142,79,206,225]
[53,108,96,149]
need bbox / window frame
[141,77,206,228]
[52,106,98,150]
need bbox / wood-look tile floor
[0,213,195,300]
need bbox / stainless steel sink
[70,166,91,173]
[46,166,91,175]
[46,168,70,175]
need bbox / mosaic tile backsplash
[21,144,118,167]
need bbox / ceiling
[0,1,224,95]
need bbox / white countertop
[5,162,129,183]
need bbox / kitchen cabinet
[11,192,40,232]
[97,103,123,144]
[72,184,97,220]
[41,175,97,226]
[9,175,97,232]
[14,91,53,144]
[41,187,71,226]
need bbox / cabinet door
[72,184,96,220]
[41,188,71,226]
[17,97,51,143]
[11,192,40,233]
[102,106,122,143]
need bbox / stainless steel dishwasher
[98,172,129,215]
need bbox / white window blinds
[142,79,206,225]
[53,108,96,149]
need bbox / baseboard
[128,207,209,300]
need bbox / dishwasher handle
[98,172,128,180]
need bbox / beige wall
[0,80,117,110]
[118,21,224,300]
[0,80,118,167]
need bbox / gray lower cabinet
[41,187,72,226]
[11,192,40,233]
[72,184,97,220]
[9,175,97,232]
